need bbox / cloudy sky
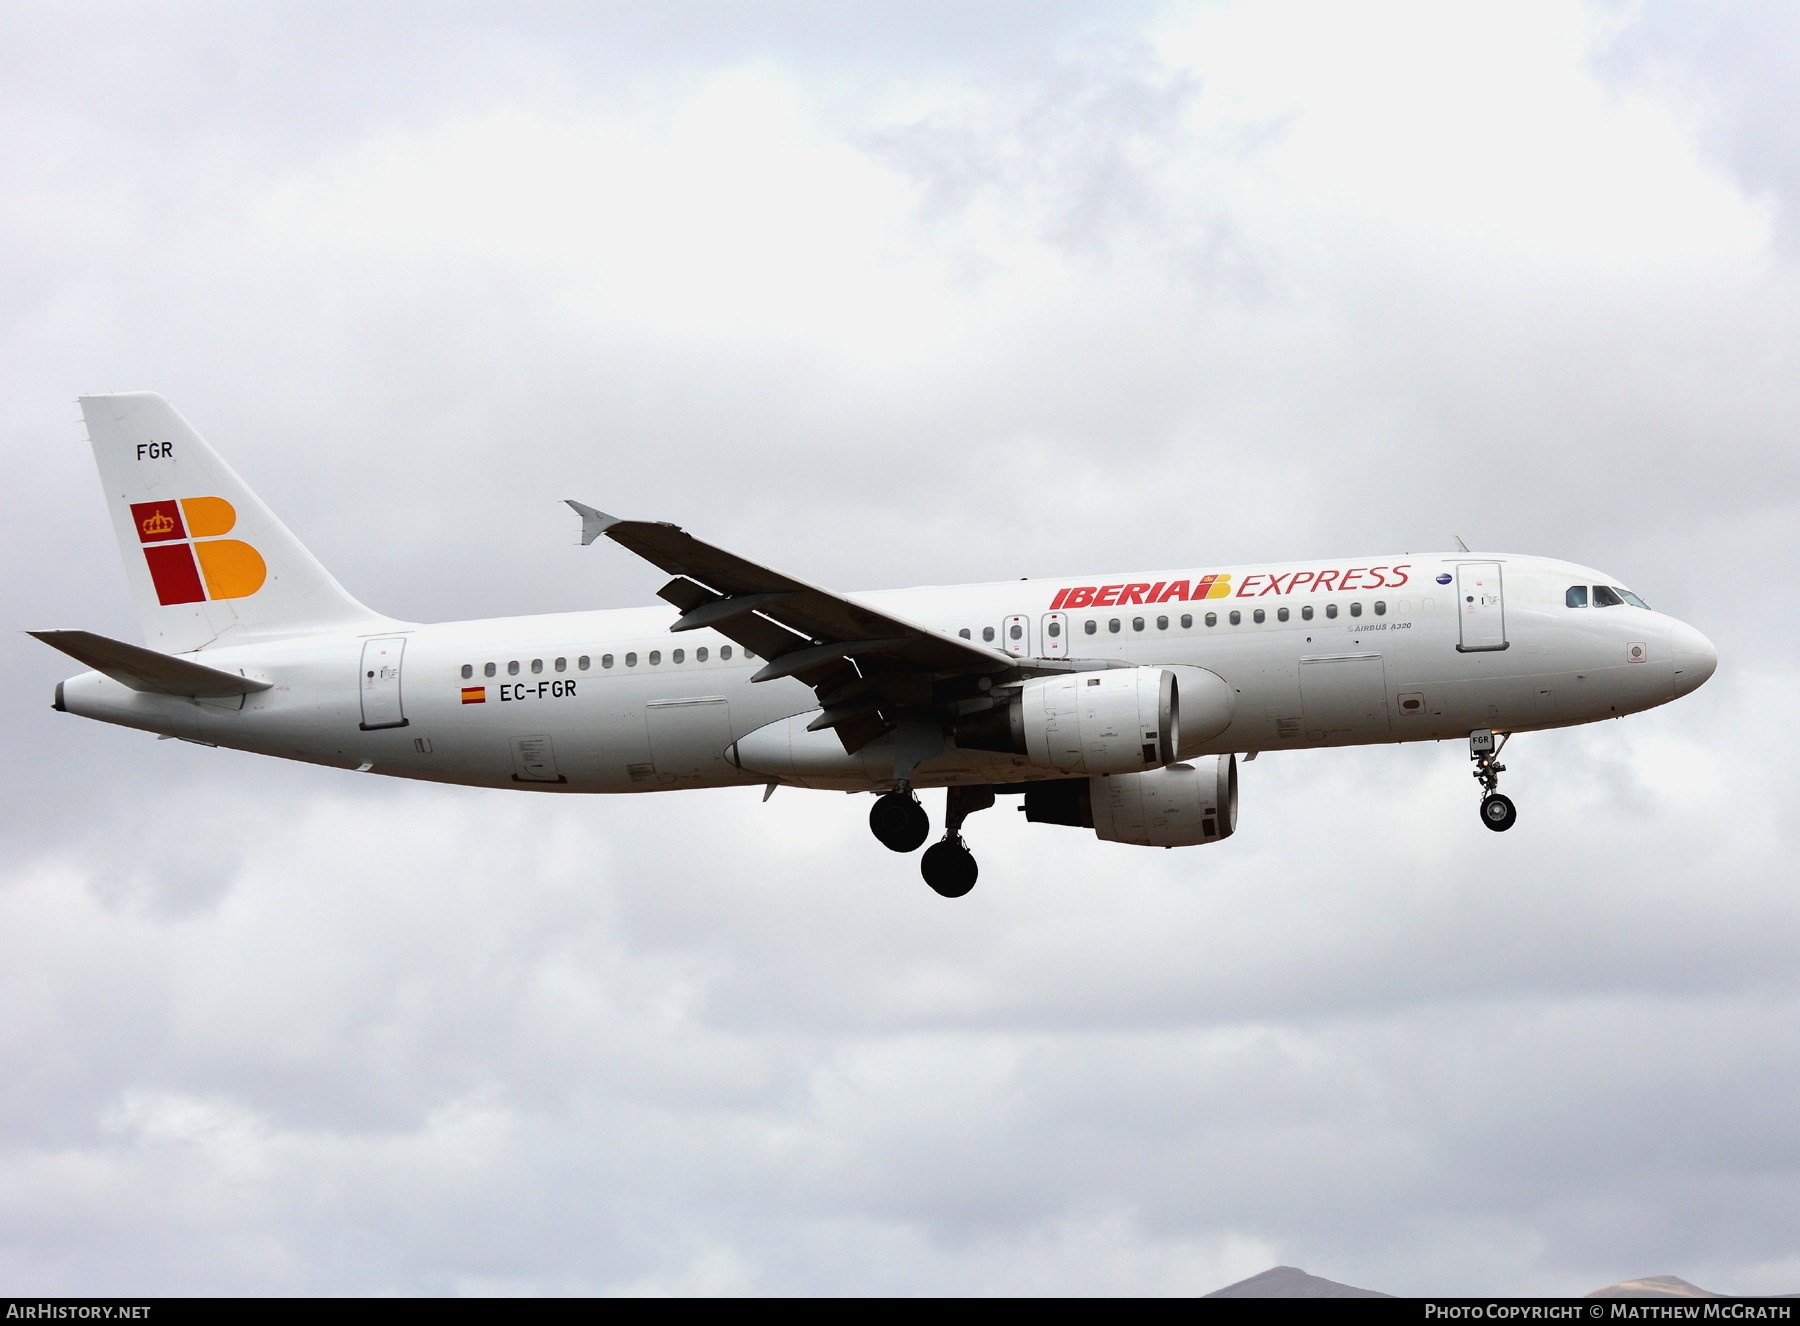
[4,0,1798,1297]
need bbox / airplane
[36,394,1718,898]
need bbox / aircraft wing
[569,502,1013,750]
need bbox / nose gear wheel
[1469,729,1517,832]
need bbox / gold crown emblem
[141,511,175,536]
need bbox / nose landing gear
[1470,729,1517,832]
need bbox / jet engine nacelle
[956,665,1235,774]
[1020,754,1239,848]
[1092,756,1238,847]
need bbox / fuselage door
[1299,654,1391,739]
[1002,614,1030,658]
[646,697,734,783]
[358,637,408,730]
[1455,563,1508,652]
[1040,611,1068,659]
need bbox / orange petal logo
[130,497,267,605]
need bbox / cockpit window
[1615,587,1651,609]
[1592,585,1624,608]
[1565,585,1588,608]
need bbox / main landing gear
[868,784,993,897]
[869,785,929,852]
[1470,729,1517,832]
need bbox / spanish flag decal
[461,686,486,704]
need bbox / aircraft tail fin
[78,393,393,653]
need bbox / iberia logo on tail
[130,497,266,606]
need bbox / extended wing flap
[31,629,271,697]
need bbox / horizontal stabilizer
[30,630,271,697]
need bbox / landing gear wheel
[870,790,929,853]
[1468,730,1517,833]
[921,837,979,897]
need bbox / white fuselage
[56,552,1717,795]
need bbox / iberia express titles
[1047,565,1412,609]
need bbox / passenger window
[982,626,996,642]
[579,655,590,670]
[1010,623,1022,640]
[673,649,685,664]
[600,654,613,669]
[697,647,709,662]
[1593,585,1624,608]
[1566,585,1588,608]
[1180,614,1192,629]
[1374,601,1386,616]
[1228,610,1241,625]
[1277,607,1289,622]
[484,662,496,677]
[1301,605,1314,621]
[1325,604,1338,619]
[555,657,567,673]
[1350,602,1362,618]
[958,628,971,639]
[1108,618,1121,633]
[648,650,661,665]
[721,646,733,660]
[1156,615,1168,630]
[1616,587,1651,609]
[460,664,473,679]
[625,653,637,667]
[1084,620,1097,635]
[1204,612,1217,627]
[530,658,543,674]
[507,660,521,676]
[1047,621,1062,638]
[745,651,756,660]
[1252,609,1265,624]
[1132,617,1145,632]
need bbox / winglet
[565,500,620,547]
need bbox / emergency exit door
[1002,614,1030,658]
[1455,563,1509,653]
[358,637,409,729]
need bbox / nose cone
[1669,621,1718,698]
